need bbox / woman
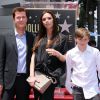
[27,10,68,100]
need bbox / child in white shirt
[65,28,100,100]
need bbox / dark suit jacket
[0,30,35,89]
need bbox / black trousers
[2,74,30,100]
[72,86,100,100]
[33,83,57,100]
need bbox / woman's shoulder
[58,33,67,40]
[59,33,66,37]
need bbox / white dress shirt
[65,45,100,99]
[15,29,27,73]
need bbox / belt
[16,73,26,76]
[72,85,82,90]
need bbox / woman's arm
[46,48,66,62]
[30,53,35,77]
[27,53,36,87]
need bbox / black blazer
[0,31,35,89]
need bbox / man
[0,7,35,100]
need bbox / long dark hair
[33,10,58,52]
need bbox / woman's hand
[27,76,40,87]
[46,48,66,62]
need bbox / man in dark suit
[0,7,35,100]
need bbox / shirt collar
[75,45,91,53]
[15,28,26,37]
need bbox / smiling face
[42,12,54,31]
[13,11,27,30]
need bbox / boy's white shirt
[65,45,100,99]
[98,66,100,94]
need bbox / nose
[20,18,23,21]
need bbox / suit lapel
[10,32,18,56]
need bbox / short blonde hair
[75,28,90,39]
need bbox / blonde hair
[75,28,90,39]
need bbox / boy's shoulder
[67,45,100,55]
[88,45,99,52]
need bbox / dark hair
[12,7,27,18]
[33,10,58,52]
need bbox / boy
[65,28,100,100]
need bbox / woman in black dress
[28,10,69,100]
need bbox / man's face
[13,11,27,29]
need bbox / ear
[88,38,90,43]
[74,38,77,45]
